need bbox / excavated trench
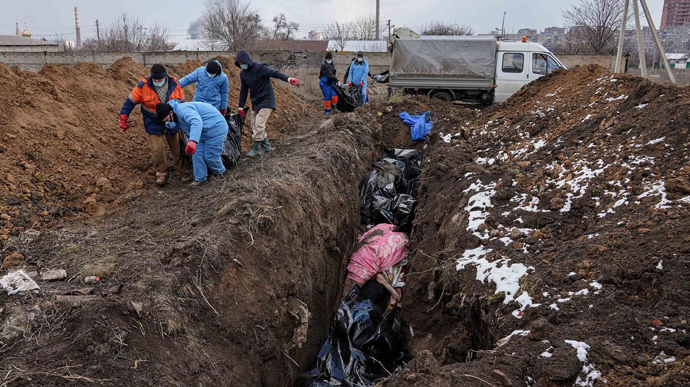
[0,113,397,387]
[0,105,499,387]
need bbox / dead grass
[284,66,322,101]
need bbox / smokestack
[74,7,82,49]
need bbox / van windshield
[532,54,562,75]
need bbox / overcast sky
[1,0,664,41]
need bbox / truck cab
[494,41,565,103]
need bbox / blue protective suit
[168,100,229,181]
[178,60,230,111]
[347,59,369,106]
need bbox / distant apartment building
[542,26,567,35]
[308,30,324,41]
[661,0,690,27]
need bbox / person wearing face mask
[347,51,369,107]
[178,60,230,115]
[156,100,228,186]
[119,64,188,186]
[234,50,301,157]
[319,52,340,114]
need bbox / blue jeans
[192,137,226,182]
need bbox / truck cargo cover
[391,35,497,79]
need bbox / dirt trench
[0,113,392,387]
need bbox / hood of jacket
[234,50,254,69]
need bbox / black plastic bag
[300,288,410,387]
[359,150,421,230]
[335,85,363,113]
[370,70,389,84]
[221,112,243,168]
[178,130,192,164]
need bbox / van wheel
[430,91,453,102]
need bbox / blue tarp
[399,111,433,141]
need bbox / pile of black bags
[359,149,421,233]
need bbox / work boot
[260,137,272,154]
[155,175,167,187]
[179,175,193,183]
[247,141,261,157]
[190,180,206,187]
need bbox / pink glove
[288,78,301,87]
[220,109,227,116]
[119,114,130,131]
[185,140,197,155]
[359,82,363,87]
[347,82,352,87]
[238,109,246,118]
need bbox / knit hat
[325,52,333,60]
[356,51,364,58]
[156,103,173,121]
[150,64,167,79]
[206,60,221,75]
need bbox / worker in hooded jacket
[348,51,369,107]
[119,64,188,186]
[319,52,340,114]
[156,100,228,185]
[234,50,301,157]
[178,60,230,114]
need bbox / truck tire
[430,91,453,102]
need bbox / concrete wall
[0,51,230,72]
[557,54,622,71]
[0,50,616,75]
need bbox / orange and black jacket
[120,75,184,136]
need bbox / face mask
[326,60,332,64]
[356,57,363,63]
[207,72,216,78]
[165,121,177,130]
[240,64,249,70]
[153,80,165,87]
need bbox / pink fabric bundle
[346,223,409,284]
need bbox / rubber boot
[247,141,261,157]
[155,175,167,187]
[260,137,272,154]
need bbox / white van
[389,36,566,104]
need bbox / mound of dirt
[378,65,690,386]
[0,113,384,386]
[0,57,314,245]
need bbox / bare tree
[100,13,149,51]
[350,15,379,40]
[324,21,351,50]
[147,23,175,51]
[201,0,263,51]
[563,0,628,54]
[284,21,299,40]
[271,13,287,39]
[421,21,474,36]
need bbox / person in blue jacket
[156,100,228,185]
[347,51,369,107]
[178,60,230,115]
[319,52,340,114]
[234,50,301,157]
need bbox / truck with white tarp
[388,35,565,104]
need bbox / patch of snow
[565,340,603,387]
[636,103,648,109]
[440,133,452,143]
[550,303,560,311]
[589,281,602,290]
[576,289,590,296]
[456,247,535,311]
[646,136,665,145]
[496,329,530,347]
[657,260,663,270]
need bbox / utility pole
[387,19,392,55]
[615,0,676,84]
[501,11,507,37]
[95,20,101,45]
[376,0,381,40]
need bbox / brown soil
[0,57,314,245]
[0,113,386,386]
[377,65,690,386]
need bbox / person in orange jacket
[118,64,189,186]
